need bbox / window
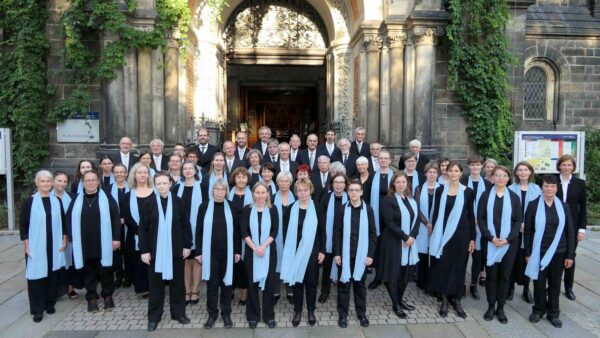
[523,60,557,121]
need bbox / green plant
[446,0,515,164]
[584,128,600,214]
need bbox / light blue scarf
[228,187,252,259]
[71,189,113,269]
[149,168,156,179]
[509,183,542,249]
[273,191,295,272]
[396,193,420,266]
[429,184,466,258]
[26,193,66,280]
[207,173,228,199]
[468,176,486,250]
[154,192,173,280]
[525,197,566,280]
[370,170,393,236]
[486,187,512,265]
[177,180,202,250]
[417,183,439,254]
[335,201,369,283]
[76,180,83,194]
[250,206,271,290]
[201,200,234,286]
[110,182,130,210]
[51,190,73,268]
[326,192,348,253]
[437,176,448,185]
[129,189,143,251]
[404,170,420,195]
[280,200,318,285]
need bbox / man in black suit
[150,138,169,171]
[397,139,430,174]
[235,131,249,164]
[195,127,218,171]
[350,127,370,159]
[275,142,297,180]
[114,136,138,171]
[332,138,358,178]
[368,142,381,175]
[289,134,301,163]
[262,138,280,165]
[251,126,271,157]
[222,140,245,174]
[297,133,323,173]
[310,155,331,203]
[317,129,341,159]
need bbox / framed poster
[57,112,100,143]
[513,131,586,178]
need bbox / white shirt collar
[560,174,572,183]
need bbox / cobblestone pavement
[0,230,599,338]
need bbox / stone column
[123,49,138,142]
[151,49,165,140]
[101,32,125,144]
[332,45,353,138]
[403,37,416,144]
[364,34,382,143]
[379,39,391,145]
[413,27,440,146]
[137,48,153,144]
[164,36,179,144]
[387,31,407,147]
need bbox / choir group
[20,126,586,331]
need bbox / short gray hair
[483,158,498,167]
[276,171,293,183]
[212,178,229,196]
[356,156,369,167]
[35,170,53,184]
[337,137,350,147]
[354,127,366,135]
[278,142,290,151]
[408,139,422,148]
[329,162,346,175]
[317,155,330,164]
[149,139,164,147]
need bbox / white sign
[0,128,7,175]
[57,112,100,143]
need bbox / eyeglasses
[348,188,362,193]
[494,174,509,178]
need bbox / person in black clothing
[195,178,241,329]
[556,154,587,301]
[109,164,129,289]
[99,155,115,190]
[477,166,522,324]
[241,182,279,329]
[414,163,439,291]
[70,160,96,195]
[380,172,427,319]
[21,170,68,322]
[139,172,193,331]
[281,178,326,327]
[397,139,430,174]
[66,170,121,312]
[525,175,575,329]
[349,127,370,159]
[195,127,219,171]
[333,179,377,328]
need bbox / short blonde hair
[294,178,314,194]
[128,162,154,189]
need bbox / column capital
[411,26,444,46]
[386,31,407,49]
[363,34,383,52]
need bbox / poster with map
[513,131,585,177]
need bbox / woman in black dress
[109,163,129,288]
[201,152,228,201]
[247,149,263,188]
[21,170,68,322]
[260,163,278,199]
[241,182,279,329]
[414,163,439,290]
[354,156,372,204]
[428,161,476,318]
[273,171,296,303]
[70,160,96,195]
[99,155,115,190]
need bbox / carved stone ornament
[386,32,407,49]
[363,34,383,52]
[412,26,444,45]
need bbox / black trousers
[470,246,487,285]
[386,265,414,307]
[27,270,59,315]
[416,253,430,289]
[123,251,136,284]
[320,253,334,296]
[485,243,518,306]
[273,273,293,296]
[83,258,114,301]
[113,249,125,281]
[510,247,530,288]
[247,281,276,322]
[292,257,319,313]
[373,235,383,281]
[133,253,149,293]
[148,258,186,323]
[206,255,232,318]
[533,253,565,319]
[336,259,367,319]
[563,240,578,290]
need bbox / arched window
[523,60,557,121]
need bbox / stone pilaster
[123,49,138,142]
[164,34,179,144]
[386,29,407,146]
[363,33,382,143]
[332,44,353,139]
[151,49,165,140]
[102,32,125,144]
[137,48,153,144]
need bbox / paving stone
[406,322,464,338]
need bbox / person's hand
[183,248,191,259]
[318,252,325,264]
[141,253,151,265]
[335,256,341,266]
[195,255,202,264]
[427,223,433,236]
[60,236,68,252]
[468,240,475,254]
[577,232,585,242]
[112,241,121,251]
[565,259,574,269]
[498,239,509,247]
[525,256,529,263]
[492,237,501,247]
[365,257,373,266]
[520,222,524,233]
[120,218,125,225]
[404,236,415,247]
[234,254,241,263]
[255,245,265,257]
[24,240,31,257]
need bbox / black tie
[272,156,276,162]
[201,146,206,154]
[343,155,347,165]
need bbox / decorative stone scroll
[412,26,444,46]
[363,34,383,52]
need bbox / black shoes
[46,306,56,314]
[248,321,258,329]
[287,295,294,304]
[484,306,495,321]
[359,315,370,327]
[122,278,132,288]
[470,285,480,300]
[87,299,99,312]
[528,313,542,323]
[368,279,381,290]
[548,316,563,328]
[292,311,302,327]
[394,305,407,318]
[204,316,217,329]
[223,315,233,328]
[308,311,317,326]
[147,321,158,331]
[33,314,43,323]
[496,308,508,324]
[266,320,276,328]
[565,289,576,301]
[439,296,448,317]
[338,317,348,328]
[478,276,486,286]
[522,287,533,304]
[453,299,467,318]
[400,302,415,311]
[173,316,190,324]
[318,294,328,303]
[507,286,514,301]
[104,296,115,311]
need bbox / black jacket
[397,153,430,174]
[556,176,587,231]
